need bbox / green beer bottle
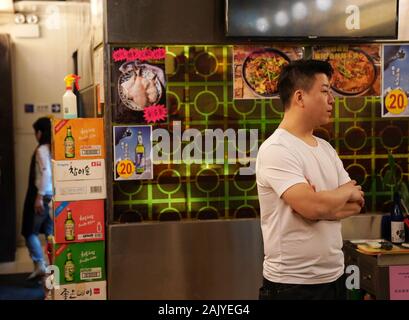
[64,126,75,158]
[64,249,75,282]
[64,208,75,241]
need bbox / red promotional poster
[112,46,167,124]
[53,200,105,244]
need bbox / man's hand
[282,179,366,221]
[339,180,365,206]
[307,178,365,208]
[334,200,363,219]
[34,194,44,215]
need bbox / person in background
[256,60,365,300]
[22,117,53,280]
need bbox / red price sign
[385,89,408,115]
[116,159,135,178]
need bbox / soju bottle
[64,126,75,158]
[64,208,75,241]
[391,192,405,244]
[64,249,75,282]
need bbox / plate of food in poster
[382,44,409,117]
[233,45,304,99]
[112,47,168,123]
[312,44,381,97]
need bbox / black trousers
[259,274,346,300]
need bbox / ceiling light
[26,14,39,24]
[14,13,25,24]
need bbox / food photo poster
[382,44,409,118]
[111,47,168,124]
[233,45,304,100]
[312,44,381,97]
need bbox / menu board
[312,44,381,97]
[233,45,304,100]
[382,44,409,117]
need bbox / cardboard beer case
[53,200,105,244]
[53,241,106,286]
[52,118,105,160]
[52,280,107,300]
[52,159,106,201]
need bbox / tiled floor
[0,246,49,300]
[0,247,33,275]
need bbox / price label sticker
[385,89,408,115]
[116,159,135,179]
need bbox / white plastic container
[62,74,79,119]
[62,89,77,119]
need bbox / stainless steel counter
[107,213,387,299]
[107,218,263,300]
[341,213,385,240]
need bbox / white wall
[0,1,90,246]
[399,0,409,40]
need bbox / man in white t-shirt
[256,60,365,300]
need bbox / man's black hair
[278,59,333,109]
[33,117,51,145]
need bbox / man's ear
[294,89,304,107]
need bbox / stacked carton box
[50,118,107,300]
[52,118,105,160]
[52,159,106,201]
[52,242,106,300]
[52,118,106,201]
[53,200,105,243]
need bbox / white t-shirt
[256,128,350,284]
[35,144,53,196]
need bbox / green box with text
[54,241,105,285]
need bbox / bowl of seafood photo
[118,60,165,111]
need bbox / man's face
[302,73,335,127]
